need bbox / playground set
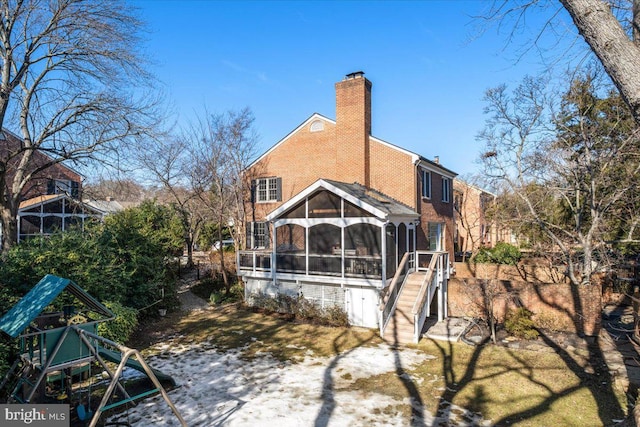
[0,274,186,426]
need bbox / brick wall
[369,139,415,207]
[249,123,418,220]
[448,262,602,336]
[417,169,455,256]
[335,73,371,187]
[2,131,82,201]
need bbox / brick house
[238,72,456,343]
[453,180,496,255]
[0,129,107,243]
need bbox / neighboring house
[1,128,83,201]
[238,72,457,344]
[453,180,516,257]
[0,128,114,243]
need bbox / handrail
[378,252,414,337]
[411,254,439,315]
[411,251,449,342]
[379,251,411,309]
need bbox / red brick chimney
[335,71,372,187]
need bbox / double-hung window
[255,177,282,203]
[442,177,451,203]
[246,221,269,249]
[421,170,431,199]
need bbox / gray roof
[323,179,419,218]
[83,199,124,214]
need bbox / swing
[76,356,94,423]
[76,361,94,423]
[74,355,131,426]
[76,402,92,421]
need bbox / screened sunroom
[18,194,107,242]
[239,179,420,287]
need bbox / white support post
[272,222,277,288]
[437,254,444,322]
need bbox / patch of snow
[107,341,486,426]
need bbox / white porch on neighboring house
[238,179,450,343]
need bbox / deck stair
[382,272,426,345]
[379,250,450,345]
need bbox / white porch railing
[237,251,273,274]
[237,250,384,280]
[411,251,449,343]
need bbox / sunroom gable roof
[19,193,105,215]
[266,179,419,222]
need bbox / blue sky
[133,1,573,177]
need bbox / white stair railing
[411,251,449,343]
[378,252,414,337]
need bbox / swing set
[0,275,186,427]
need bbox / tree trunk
[560,0,640,124]
[1,202,18,257]
[217,218,229,294]
[185,235,194,268]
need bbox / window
[481,224,492,244]
[254,177,282,203]
[428,222,444,251]
[421,170,431,199]
[247,221,269,248]
[442,177,451,203]
[454,191,463,213]
[309,120,324,132]
[47,179,80,198]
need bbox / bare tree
[0,0,160,253]
[137,135,209,267]
[83,178,150,203]
[479,73,640,287]
[188,108,259,292]
[485,0,640,124]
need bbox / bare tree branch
[0,0,163,253]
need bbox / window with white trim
[246,221,269,248]
[255,177,282,203]
[421,170,431,199]
[442,177,451,203]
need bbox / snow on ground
[107,338,488,427]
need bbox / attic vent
[310,120,324,132]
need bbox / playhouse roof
[0,274,113,338]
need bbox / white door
[346,287,378,328]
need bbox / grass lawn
[131,304,628,426]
